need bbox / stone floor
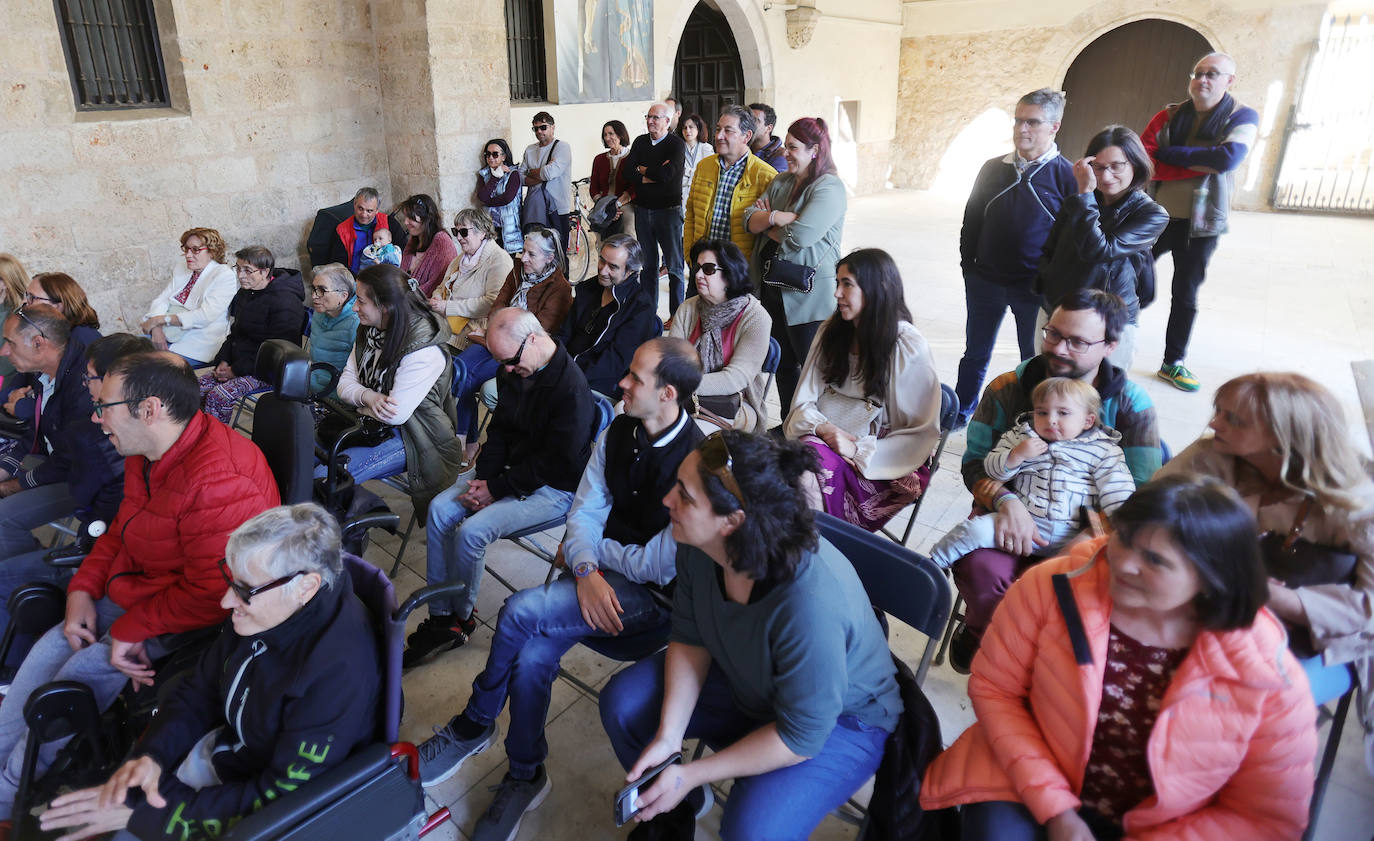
[355,189,1374,840]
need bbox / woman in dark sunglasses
[600,431,900,841]
[668,239,772,433]
[428,208,510,354]
[476,138,524,254]
[39,504,381,841]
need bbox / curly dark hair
[695,431,819,583]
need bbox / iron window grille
[505,0,547,102]
[52,0,170,110]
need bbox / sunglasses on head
[218,558,306,605]
[14,306,47,340]
[700,432,748,509]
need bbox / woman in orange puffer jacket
[922,474,1317,841]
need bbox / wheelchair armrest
[23,680,102,746]
[395,583,467,624]
[44,544,88,568]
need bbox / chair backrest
[256,339,313,403]
[937,383,958,433]
[762,336,782,375]
[251,341,317,504]
[593,392,615,438]
[816,512,951,684]
[449,353,467,398]
[343,554,402,744]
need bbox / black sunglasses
[452,227,472,238]
[500,334,529,368]
[700,432,748,509]
[218,558,306,604]
[694,262,720,277]
[484,150,504,158]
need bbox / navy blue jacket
[556,273,658,399]
[126,572,381,839]
[0,330,123,522]
[960,152,1076,286]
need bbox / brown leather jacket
[492,268,573,334]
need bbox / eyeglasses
[82,370,102,388]
[218,558,306,605]
[310,285,342,297]
[645,113,665,121]
[1042,325,1106,354]
[500,334,529,368]
[15,306,47,340]
[484,150,504,158]
[235,265,264,276]
[92,397,138,418]
[23,292,59,305]
[180,245,209,255]
[700,432,748,509]
[1089,162,1131,175]
[1013,117,1047,128]
[694,262,720,276]
[1191,70,1227,81]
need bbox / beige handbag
[816,385,881,439]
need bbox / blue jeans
[0,598,170,819]
[455,345,501,439]
[0,481,76,558]
[634,206,686,314]
[464,570,670,778]
[599,652,890,841]
[425,479,574,618]
[954,271,1042,421]
[312,429,406,484]
[960,800,1122,841]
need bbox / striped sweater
[963,356,1161,510]
[985,417,1135,522]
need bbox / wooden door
[1057,19,1212,161]
[673,3,745,122]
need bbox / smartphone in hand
[614,752,683,827]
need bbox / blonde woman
[1157,371,1374,771]
[140,227,237,366]
[0,255,32,383]
[428,208,512,351]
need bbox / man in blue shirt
[414,337,702,841]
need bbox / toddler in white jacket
[931,377,1135,568]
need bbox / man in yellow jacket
[682,104,777,304]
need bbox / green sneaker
[1157,363,1201,392]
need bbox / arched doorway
[1057,19,1212,160]
[673,3,746,121]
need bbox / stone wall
[893,0,1326,210]
[0,0,392,332]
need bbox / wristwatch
[573,561,597,578]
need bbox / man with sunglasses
[0,306,123,639]
[415,338,702,840]
[520,112,574,260]
[1142,52,1258,393]
[949,289,1161,673]
[0,352,279,825]
[405,308,596,667]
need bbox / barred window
[53,0,170,110]
[505,0,547,102]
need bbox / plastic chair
[880,383,959,548]
[1303,656,1357,841]
[762,336,781,413]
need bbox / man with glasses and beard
[949,290,1161,673]
[405,307,596,666]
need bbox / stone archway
[660,0,773,104]
[673,4,746,120]
[1055,19,1213,160]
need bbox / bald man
[619,101,688,313]
[1141,52,1258,393]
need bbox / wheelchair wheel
[567,221,594,283]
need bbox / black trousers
[761,283,821,423]
[1152,218,1220,365]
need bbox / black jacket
[127,572,381,840]
[556,273,658,399]
[0,330,123,522]
[1035,190,1169,323]
[622,133,687,209]
[960,153,1077,286]
[213,269,307,375]
[479,343,596,500]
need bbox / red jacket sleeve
[1141,109,1198,183]
[108,475,279,642]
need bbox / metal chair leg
[1304,686,1355,841]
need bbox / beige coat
[668,294,772,434]
[434,237,514,349]
[1158,437,1374,772]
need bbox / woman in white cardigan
[139,227,238,366]
[784,248,941,531]
[428,208,513,352]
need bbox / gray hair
[313,263,355,298]
[719,104,756,140]
[1017,88,1065,123]
[235,245,274,272]
[601,233,643,273]
[453,207,498,241]
[227,503,343,590]
[353,187,381,205]
[489,306,547,345]
[523,227,565,272]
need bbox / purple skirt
[802,436,931,532]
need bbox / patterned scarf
[695,294,750,372]
[512,262,556,310]
[357,327,389,392]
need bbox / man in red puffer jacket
[0,352,279,827]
